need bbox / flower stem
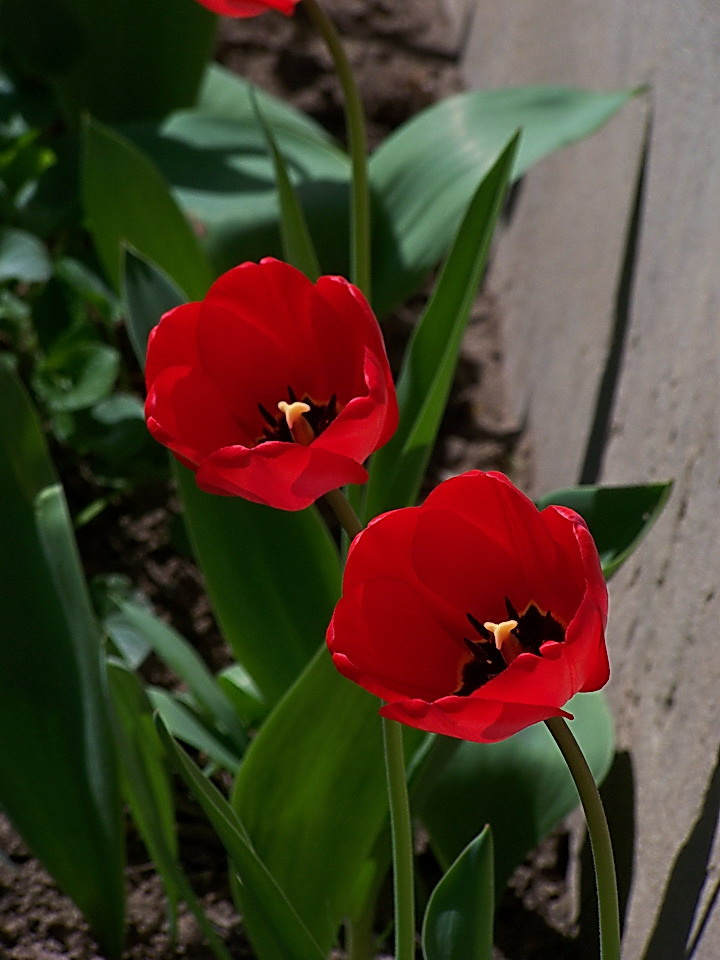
[323,487,364,540]
[302,0,372,299]
[382,716,416,960]
[545,715,621,960]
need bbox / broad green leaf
[82,117,213,297]
[147,687,243,774]
[420,691,614,892]
[121,247,185,365]
[107,662,233,960]
[110,593,247,752]
[535,481,672,578]
[0,225,52,282]
[197,65,335,143]
[176,467,341,706]
[119,99,350,279]
[0,364,124,956]
[232,648,390,955]
[122,250,342,706]
[370,86,639,314]
[0,0,215,122]
[422,826,494,960]
[364,134,519,518]
[157,719,327,960]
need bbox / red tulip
[327,471,609,743]
[194,0,299,17]
[144,259,397,511]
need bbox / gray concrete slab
[447,0,720,957]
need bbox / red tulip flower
[194,0,299,17]
[144,259,397,511]
[327,471,609,743]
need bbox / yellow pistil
[483,619,522,666]
[277,400,314,445]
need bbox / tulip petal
[380,696,571,744]
[196,441,368,511]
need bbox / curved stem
[545,715,621,960]
[323,486,363,540]
[382,716,416,960]
[302,0,372,298]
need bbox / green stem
[323,486,363,540]
[302,0,372,298]
[545,715,621,960]
[382,716,416,960]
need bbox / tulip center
[256,387,339,446]
[454,597,566,696]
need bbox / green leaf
[119,92,350,279]
[121,247,185,366]
[422,826,494,960]
[535,481,673,578]
[0,0,216,122]
[110,593,247,752]
[252,92,321,280]
[82,116,213,297]
[364,134,519,518]
[0,364,124,956]
[107,662,233,960]
[32,340,120,412]
[157,718,327,960]
[420,691,614,892]
[0,225,52,283]
[232,648,390,955]
[147,687,242,773]
[370,86,639,314]
[176,466,341,706]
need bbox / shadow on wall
[642,741,720,960]
[576,744,720,959]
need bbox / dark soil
[0,1,563,958]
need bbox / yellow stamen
[277,400,314,445]
[483,619,522,666]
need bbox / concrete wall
[446,1,720,957]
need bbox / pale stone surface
[446,0,720,957]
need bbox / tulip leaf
[535,481,672,579]
[121,250,342,706]
[108,591,247,753]
[82,116,213,298]
[422,826,494,960]
[370,86,640,315]
[0,364,125,956]
[121,246,186,363]
[119,87,351,280]
[147,687,242,773]
[176,468,342,706]
[363,133,519,518]
[251,93,321,281]
[107,661,233,960]
[232,647,392,956]
[156,718,327,960]
[420,691,615,892]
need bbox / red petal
[145,366,246,464]
[380,696,571,744]
[328,578,464,702]
[195,441,368,510]
[145,302,202,390]
[194,0,298,16]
